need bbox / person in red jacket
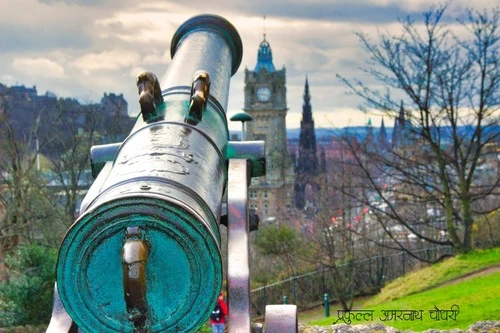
[210,292,228,333]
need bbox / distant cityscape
[0,82,134,157]
[1,81,399,148]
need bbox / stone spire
[378,117,389,149]
[392,100,406,148]
[303,76,311,113]
[297,76,318,174]
[295,76,321,211]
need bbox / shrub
[0,243,57,327]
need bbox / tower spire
[365,117,374,145]
[263,15,266,41]
[295,76,321,212]
[304,75,311,106]
[254,30,275,72]
[378,117,389,149]
[297,75,318,173]
[392,100,406,148]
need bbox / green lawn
[309,248,500,331]
[366,248,500,306]
[312,272,500,331]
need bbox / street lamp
[230,112,253,141]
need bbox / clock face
[256,87,272,102]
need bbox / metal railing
[250,246,455,317]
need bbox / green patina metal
[229,112,252,123]
[143,100,168,124]
[52,14,247,333]
[225,143,266,178]
[57,196,222,332]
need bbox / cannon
[46,14,297,333]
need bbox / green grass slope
[367,248,500,305]
[310,248,500,331]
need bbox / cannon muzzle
[55,14,243,333]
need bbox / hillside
[365,248,500,306]
[307,248,500,331]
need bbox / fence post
[402,252,406,275]
[324,293,330,317]
[263,286,267,316]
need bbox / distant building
[8,85,37,101]
[392,100,413,148]
[101,93,128,115]
[100,93,131,141]
[0,83,135,154]
[294,77,326,215]
[244,35,294,223]
[378,117,389,150]
[365,118,375,146]
[296,77,319,174]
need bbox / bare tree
[45,101,103,222]
[0,87,135,286]
[338,5,499,256]
[0,95,62,278]
[305,135,393,310]
[313,140,359,310]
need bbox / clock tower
[243,35,294,223]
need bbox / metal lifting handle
[122,227,149,331]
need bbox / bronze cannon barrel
[56,14,242,333]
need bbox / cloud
[72,50,141,73]
[0,0,96,53]
[368,0,494,13]
[129,0,413,23]
[37,0,97,4]
[37,0,137,7]
[94,12,178,45]
[1,0,497,128]
[12,57,65,78]
[141,50,170,66]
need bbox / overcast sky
[0,0,495,130]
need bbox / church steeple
[378,117,389,149]
[392,100,408,148]
[254,35,275,73]
[365,117,374,145]
[398,100,406,127]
